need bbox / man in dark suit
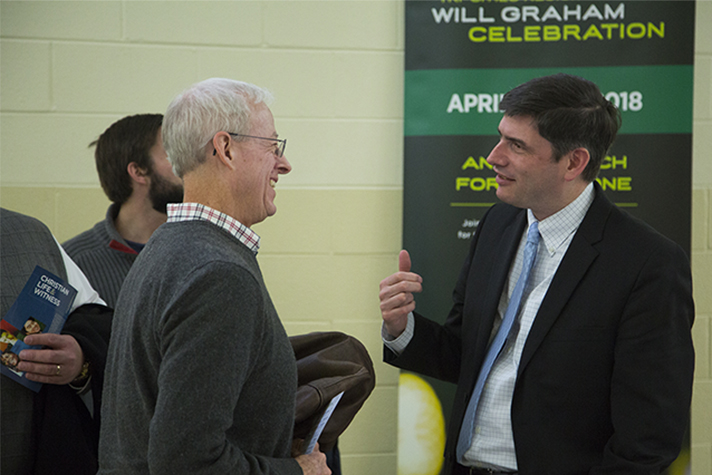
[379,74,694,474]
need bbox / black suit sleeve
[31,304,113,475]
[596,242,694,472]
[62,303,113,385]
[383,205,510,384]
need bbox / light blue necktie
[456,221,540,463]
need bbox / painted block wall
[691,2,712,473]
[1,1,403,472]
[0,1,710,473]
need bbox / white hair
[162,78,273,177]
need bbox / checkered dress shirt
[166,203,260,254]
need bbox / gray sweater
[98,220,300,474]
[63,204,138,308]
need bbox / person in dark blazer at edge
[1,208,113,475]
[379,73,695,475]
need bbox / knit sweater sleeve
[145,260,301,475]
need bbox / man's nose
[278,154,292,174]
[486,140,505,166]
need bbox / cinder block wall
[1,1,710,473]
[0,1,403,472]
[691,1,712,472]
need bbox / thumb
[399,249,411,273]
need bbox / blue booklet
[1,266,77,392]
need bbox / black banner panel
[401,2,694,474]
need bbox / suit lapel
[479,213,527,338]
[518,186,613,376]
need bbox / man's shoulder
[477,202,526,233]
[0,208,54,238]
[155,220,257,260]
[124,226,264,315]
[607,205,684,256]
[486,202,523,220]
[1,207,45,227]
[63,220,110,257]
[142,223,262,289]
[576,191,687,267]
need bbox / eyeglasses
[211,132,286,158]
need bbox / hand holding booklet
[0,266,77,392]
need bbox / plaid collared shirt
[166,203,260,254]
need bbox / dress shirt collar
[529,182,594,257]
[167,203,260,254]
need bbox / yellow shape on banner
[666,447,690,475]
[398,373,445,475]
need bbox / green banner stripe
[404,65,693,136]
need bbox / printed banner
[402,1,694,473]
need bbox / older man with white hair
[98,78,329,475]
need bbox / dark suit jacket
[385,184,694,475]
[1,209,113,475]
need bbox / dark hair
[499,74,621,182]
[92,114,163,204]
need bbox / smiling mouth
[494,170,514,182]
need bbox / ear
[211,132,237,170]
[564,147,590,182]
[127,162,149,185]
